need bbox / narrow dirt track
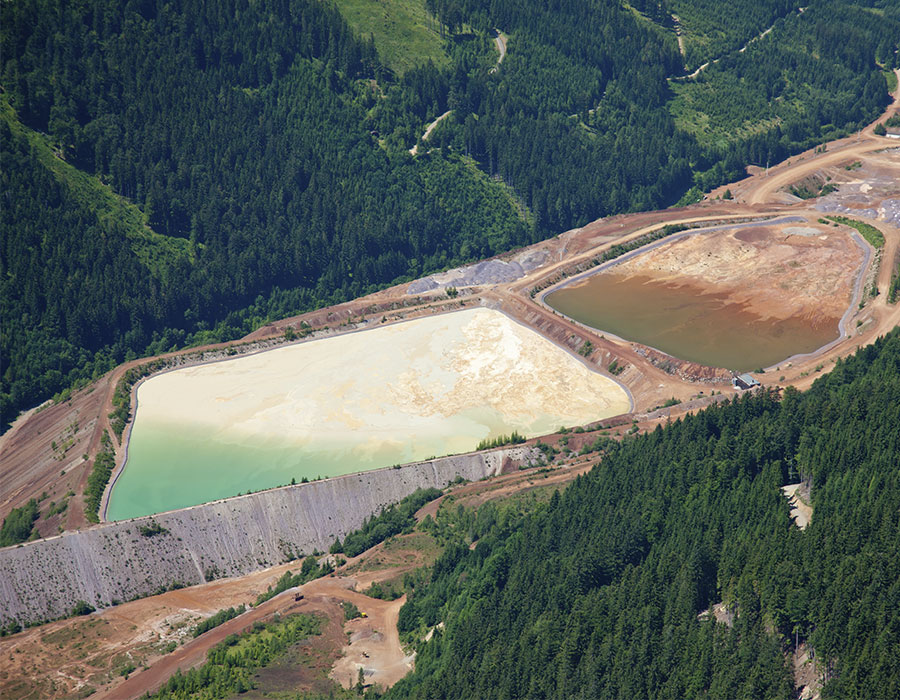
[672,7,806,81]
[94,586,304,700]
[745,139,893,206]
[877,225,899,293]
[98,465,600,699]
[94,573,407,700]
[489,29,507,74]
[410,110,452,155]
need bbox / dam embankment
[0,446,536,627]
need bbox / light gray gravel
[0,446,537,627]
[408,249,550,294]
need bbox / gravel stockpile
[408,249,549,294]
[879,198,900,227]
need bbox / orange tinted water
[545,273,839,371]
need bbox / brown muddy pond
[545,273,839,371]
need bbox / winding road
[489,29,507,74]
[409,110,452,155]
[741,69,900,205]
[94,573,409,700]
[410,28,507,155]
[672,7,805,81]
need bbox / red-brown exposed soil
[0,462,593,700]
[0,384,104,530]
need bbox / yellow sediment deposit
[109,308,629,519]
[609,223,859,321]
[140,307,629,444]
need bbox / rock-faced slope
[0,446,535,627]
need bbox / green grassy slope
[1,103,182,419]
[1,96,192,280]
[331,0,449,75]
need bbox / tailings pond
[544,221,861,371]
[107,308,631,520]
[545,272,838,371]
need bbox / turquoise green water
[105,308,630,521]
[108,402,588,521]
[106,414,486,521]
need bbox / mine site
[543,217,864,370]
[1,84,899,700]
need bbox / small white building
[732,373,761,390]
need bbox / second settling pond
[545,273,839,371]
[544,221,862,372]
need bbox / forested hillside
[426,0,694,226]
[668,0,802,69]
[2,0,897,423]
[389,329,900,699]
[423,0,898,202]
[0,0,530,423]
[671,1,900,152]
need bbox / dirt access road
[0,559,297,699]
[107,465,594,699]
[739,69,900,206]
[672,7,806,81]
[410,110,452,155]
[489,29,507,74]
[95,576,408,700]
